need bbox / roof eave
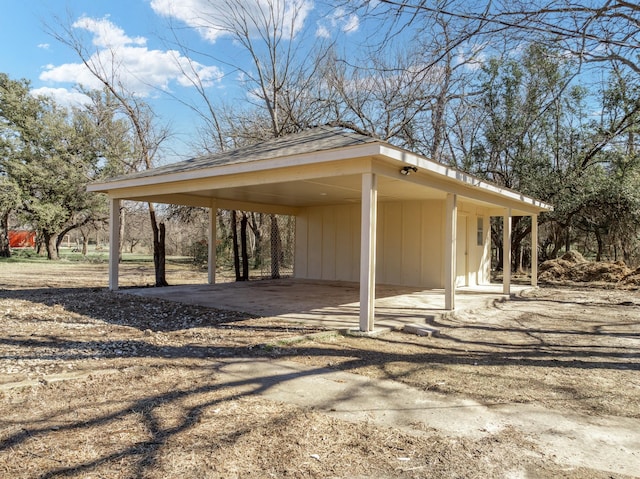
[87,142,383,193]
[375,144,553,213]
[88,136,553,214]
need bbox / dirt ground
[0,260,639,478]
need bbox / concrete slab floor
[123,278,531,332]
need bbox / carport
[88,126,552,332]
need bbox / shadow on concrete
[122,278,529,331]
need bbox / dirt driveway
[0,261,639,478]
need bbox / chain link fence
[256,213,295,279]
[214,211,295,280]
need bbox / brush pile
[539,251,640,286]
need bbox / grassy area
[1,250,273,286]
[0,255,210,289]
[3,248,196,265]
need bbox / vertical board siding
[456,215,468,287]
[335,207,353,280]
[307,208,323,278]
[294,214,308,277]
[422,200,443,288]
[382,202,403,284]
[401,201,423,285]
[351,206,361,280]
[322,207,336,279]
[482,214,491,284]
[295,200,489,288]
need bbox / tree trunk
[240,213,249,281]
[82,236,88,256]
[518,246,524,274]
[491,220,503,271]
[217,211,227,238]
[149,203,168,287]
[158,222,167,283]
[549,226,562,259]
[0,211,10,258]
[36,234,45,255]
[43,230,59,260]
[594,229,603,262]
[250,213,263,269]
[270,214,281,279]
[231,210,241,281]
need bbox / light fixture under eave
[400,165,418,175]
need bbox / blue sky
[2,1,168,92]
[1,0,361,160]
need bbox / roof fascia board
[375,145,553,212]
[108,193,214,208]
[487,207,540,217]
[88,143,381,193]
[373,158,551,214]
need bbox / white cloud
[342,14,359,33]
[37,43,50,50]
[316,7,359,38]
[150,0,313,43]
[41,62,104,91]
[456,43,488,71]
[316,25,330,39]
[30,87,91,108]
[73,16,146,49]
[39,16,223,97]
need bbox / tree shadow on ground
[0,361,333,478]
[0,287,260,332]
[2,286,639,370]
[2,285,640,477]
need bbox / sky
[0,0,361,161]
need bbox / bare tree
[196,0,315,138]
[353,0,640,74]
[155,0,324,280]
[49,19,171,286]
[308,5,488,166]
[159,0,327,148]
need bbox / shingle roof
[110,126,378,182]
[89,124,552,214]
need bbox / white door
[456,216,468,287]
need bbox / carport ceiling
[188,174,447,207]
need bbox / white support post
[444,194,457,310]
[503,209,512,295]
[359,173,377,332]
[208,200,217,285]
[108,198,121,291]
[531,214,538,287]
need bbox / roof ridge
[317,124,382,144]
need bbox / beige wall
[295,199,491,288]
